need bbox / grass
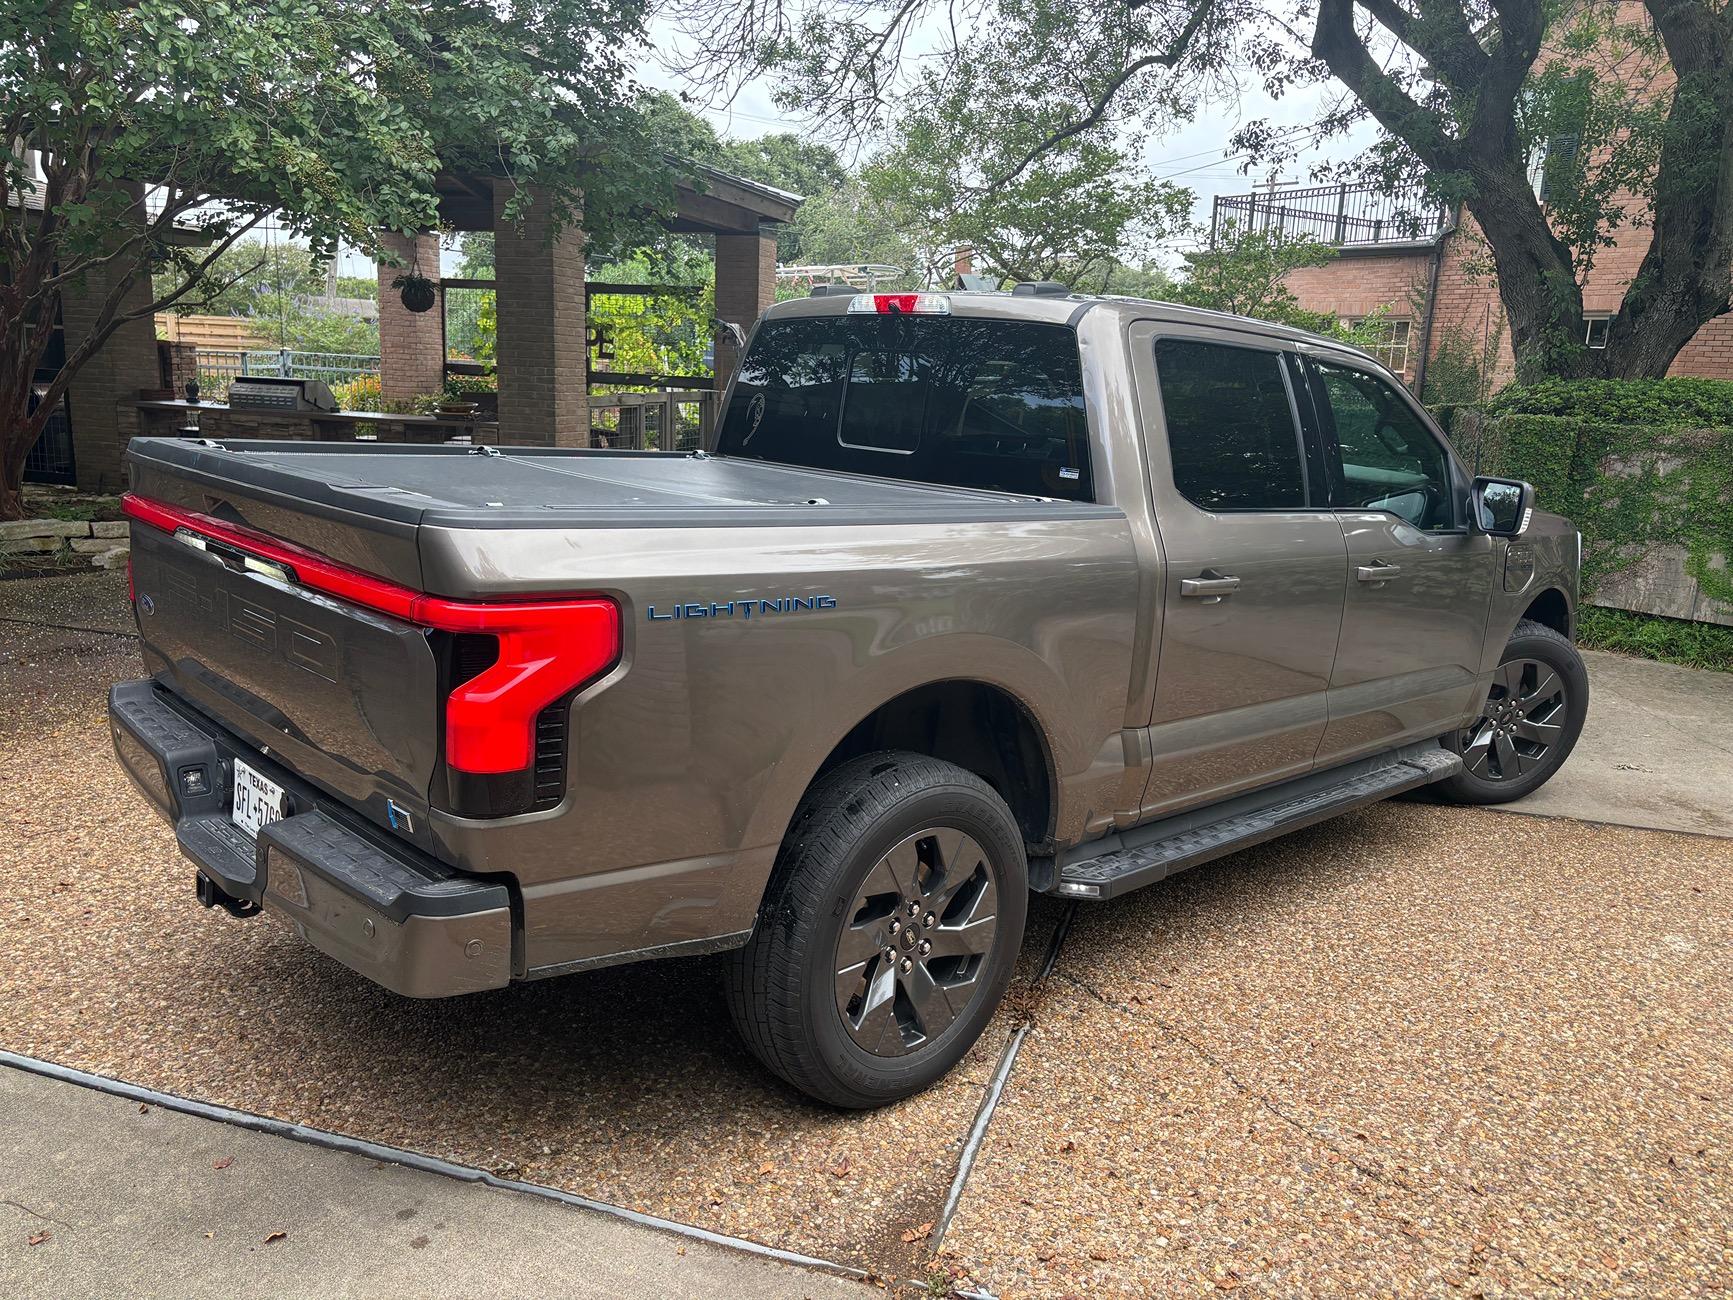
[1577,606,1733,673]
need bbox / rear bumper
[109,679,513,998]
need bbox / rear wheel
[1436,618,1588,805]
[726,751,1028,1108]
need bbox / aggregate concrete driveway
[3,571,1731,1297]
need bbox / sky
[639,20,1381,270]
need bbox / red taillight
[122,493,621,775]
[431,598,617,773]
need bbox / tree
[669,0,1733,383]
[0,0,675,519]
[858,76,1194,288]
[151,240,323,321]
[1170,227,1344,330]
[715,133,850,262]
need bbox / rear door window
[1153,339,1308,511]
[717,315,1093,500]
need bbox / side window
[1153,339,1307,511]
[1312,359,1453,530]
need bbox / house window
[1343,317,1413,374]
[1584,316,1610,349]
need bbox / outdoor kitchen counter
[132,399,498,444]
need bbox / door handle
[1181,574,1241,600]
[1357,562,1402,583]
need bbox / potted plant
[392,270,438,313]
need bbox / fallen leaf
[1602,1254,1618,1270]
[28,1231,50,1247]
[1216,1277,1240,1291]
[830,1157,850,1178]
[204,1232,215,1239]
[676,1246,686,1256]
[1059,1140,1076,1154]
[263,1231,287,1245]
[901,1221,934,1244]
[137,1103,150,1114]
[213,1157,233,1171]
[757,1161,775,1176]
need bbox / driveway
[3,571,1730,1297]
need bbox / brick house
[1228,0,1733,395]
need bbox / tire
[1435,618,1589,805]
[726,751,1029,1108]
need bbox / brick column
[714,230,777,383]
[493,183,588,447]
[59,185,161,493]
[377,231,444,404]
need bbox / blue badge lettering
[646,595,838,622]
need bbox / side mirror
[1471,476,1534,536]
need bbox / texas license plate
[231,759,289,840]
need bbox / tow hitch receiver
[197,872,261,919]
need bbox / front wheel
[1436,617,1589,805]
[725,752,1028,1108]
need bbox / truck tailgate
[129,518,441,845]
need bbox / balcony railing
[1211,183,1450,249]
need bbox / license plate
[231,759,289,840]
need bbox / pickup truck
[110,287,1587,1107]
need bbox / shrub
[1484,376,1733,426]
[1578,607,1733,672]
[331,373,382,412]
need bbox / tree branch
[983,0,1220,195]
[1311,0,1464,170]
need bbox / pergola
[374,163,801,447]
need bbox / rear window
[1153,339,1307,512]
[716,315,1093,500]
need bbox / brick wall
[376,232,444,403]
[59,185,161,494]
[714,231,777,382]
[492,182,588,447]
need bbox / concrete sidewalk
[1493,647,1733,836]
[0,1066,873,1300]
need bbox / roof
[432,158,802,235]
[764,289,1394,377]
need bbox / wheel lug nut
[918,940,931,955]
[907,900,920,917]
[889,919,900,934]
[900,958,913,972]
[923,912,935,927]
[884,947,896,963]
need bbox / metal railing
[588,389,718,453]
[194,347,380,399]
[1211,183,1449,248]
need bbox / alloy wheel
[833,827,1000,1057]
[1461,657,1568,782]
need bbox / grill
[227,375,338,413]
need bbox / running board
[1056,745,1463,901]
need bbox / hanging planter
[393,270,437,313]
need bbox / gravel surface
[5,570,1730,1295]
[0,572,1059,1286]
[940,805,1733,1297]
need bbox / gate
[22,386,76,487]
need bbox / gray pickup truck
[110,287,1586,1106]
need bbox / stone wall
[0,519,130,570]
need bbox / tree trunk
[0,380,54,523]
[1461,160,1602,385]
